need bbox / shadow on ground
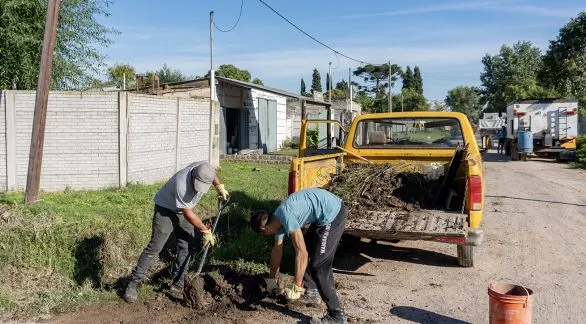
[390,306,471,324]
[334,237,459,272]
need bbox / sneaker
[310,309,348,324]
[169,282,184,300]
[290,288,322,307]
[124,282,139,303]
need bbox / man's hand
[284,283,305,300]
[215,184,229,201]
[265,278,280,294]
[201,229,217,247]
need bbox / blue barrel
[517,131,533,153]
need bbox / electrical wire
[213,0,244,32]
[257,0,384,66]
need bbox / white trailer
[505,99,579,160]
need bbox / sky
[100,0,585,101]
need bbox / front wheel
[457,245,474,267]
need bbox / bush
[577,135,586,166]
[307,128,319,149]
[281,137,296,149]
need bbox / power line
[213,0,244,32]
[257,0,383,66]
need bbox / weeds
[0,161,288,318]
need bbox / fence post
[118,92,128,188]
[5,91,17,191]
[175,98,181,172]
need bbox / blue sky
[101,0,585,101]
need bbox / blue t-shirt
[274,188,342,241]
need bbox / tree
[413,66,423,94]
[208,64,251,82]
[400,88,429,111]
[352,63,401,97]
[311,68,322,93]
[300,78,307,95]
[430,100,448,112]
[252,78,263,85]
[107,63,136,89]
[156,63,187,83]
[326,72,331,93]
[480,41,556,113]
[445,86,482,123]
[0,0,116,90]
[402,66,414,91]
[335,80,348,91]
[541,12,586,108]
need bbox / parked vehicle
[288,112,484,267]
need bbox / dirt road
[51,152,586,323]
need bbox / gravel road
[50,152,586,323]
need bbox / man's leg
[125,206,174,302]
[171,212,196,289]
[308,205,347,313]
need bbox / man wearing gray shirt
[124,161,229,303]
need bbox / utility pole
[328,62,332,103]
[349,67,353,112]
[210,11,214,73]
[388,60,392,112]
[401,92,404,112]
[25,0,61,204]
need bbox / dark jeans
[129,205,196,287]
[303,204,347,311]
[498,138,505,153]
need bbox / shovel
[194,196,231,276]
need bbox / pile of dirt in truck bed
[184,268,272,311]
[327,163,443,218]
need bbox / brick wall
[0,91,212,191]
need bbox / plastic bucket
[488,283,534,324]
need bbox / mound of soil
[184,269,269,311]
[328,163,443,218]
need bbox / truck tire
[457,245,474,267]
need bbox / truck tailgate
[345,209,467,241]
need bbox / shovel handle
[195,197,231,275]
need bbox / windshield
[353,117,465,148]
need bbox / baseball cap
[191,162,216,193]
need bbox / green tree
[311,68,322,93]
[0,0,116,90]
[156,63,187,83]
[252,78,263,85]
[402,66,414,91]
[300,78,307,95]
[353,63,401,96]
[325,72,331,93]
[413,66,423,94]
[335,80,348,91]
[107,63,136,89]
[208,64,251,82]
[445,86,482,123]
[480,41,556,113]
[541,12,586,109]
[400,88,429,111]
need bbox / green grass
[0,161,288,318]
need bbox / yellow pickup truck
[288,112,484,267]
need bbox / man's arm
[289,229,308,287]
[182,207,208,232]
[269,239,283,279]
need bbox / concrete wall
[0,90,211,191]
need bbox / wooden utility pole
[25,0,61,204]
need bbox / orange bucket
[488,283,534,324]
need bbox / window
[353,118,465,148]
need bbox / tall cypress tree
[311,68,322,92]
[414,66,423,94]
[326,72,331,93]
[301,78,306,95]
[402,66,414,90]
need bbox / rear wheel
[457,245,474,267]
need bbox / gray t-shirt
[154,161,207,211]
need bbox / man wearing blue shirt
[250,188,348,324]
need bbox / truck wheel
[457,245,474,267]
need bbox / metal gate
[258,98,277,153]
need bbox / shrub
[307,128,319,149]
[577,135,586,165]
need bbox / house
[142,77,331,154]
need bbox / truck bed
[345,209,467,241]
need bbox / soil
[328,163,443,218]
[45,152,586,323]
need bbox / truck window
[353,118,465,148]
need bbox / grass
[0,161,289,318]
